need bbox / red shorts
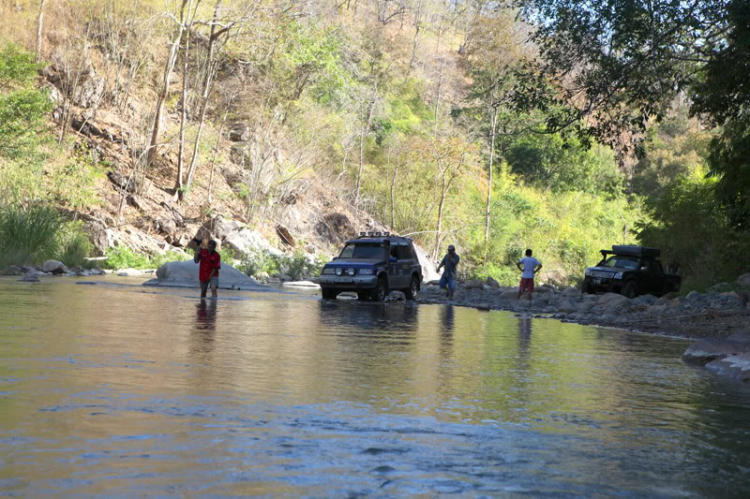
[519,277,535,293]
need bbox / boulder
[208,217,246,240]
[536,284,555,294]
[126,194,144,210]
[386,291,406,301]
[223,228,282,257]
[500,290,518,300]
[2,265,22,276]
[597,292,630,311]
[117,268,144,277]
[276,225,295,247]
[705,353,750,383]
[18,273,40,282]
[145,260,269,291]
[562,287,581,297]
[558,299,577,314]
[486,276,500,289]
[43,260,69,275]
[737,273,750,287]
[686,290,701,301]
[464,280,484,290]
[683,332,750,366]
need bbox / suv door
[395,243,414,289]
[645,260,666,295]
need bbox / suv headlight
[358,268,373,275]
[346,268,355,276]
[322,268,335,275]
[335,268,343,276]
[613,272,623,279]
[585,268,592,276]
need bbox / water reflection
[316,300,419,333]
[190,299,217,356]
[0,279,749,497]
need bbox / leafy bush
[0,204,61,265]
[100,247,191,270]
[57,222,94,268]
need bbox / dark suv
[319,233,423,301]
[582,245,681,298]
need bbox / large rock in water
[683,332,750,383]
[143,260,269,291]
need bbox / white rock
[223,228,282,257]
[117,268,143,277]
[282,280,321,289]
[144,260,269,291]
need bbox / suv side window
[396,244,412,260]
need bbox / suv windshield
[339,243,384,259]
[601,256,639,269]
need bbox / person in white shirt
[516,249,542,300]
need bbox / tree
[514,0,730,148]
[147,0,191,167]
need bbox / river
[1,277,749,496]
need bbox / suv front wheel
[371,276,388,301]
[405,275,420,300]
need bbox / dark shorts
[440,273,456,291]
[519,277,535,293]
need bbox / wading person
[437,244,460,300]
[194,239,221,299]
[516,249,542,300]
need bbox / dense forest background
[0,0,748,291]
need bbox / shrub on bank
[0,204,99,271]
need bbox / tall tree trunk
[174,32,192,197]
[147,0,189,167]
[355,87,377,209]
[207,104,231,205]
[434,64,443,139]
[390,160,398,230]
[484,106,498,248]
[183,0,222,200]
[36,0,48,62]
[434,172,448,260]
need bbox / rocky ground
[419,278,750,340]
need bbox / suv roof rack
[601,245,660,258]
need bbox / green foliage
[100,247,150,270]
[0,87,52,159]
[236,249,325,281]
[636,169,747,292]
[505,132,623,195]
[57,222,94,268]
[0,204,98,271]
[0,204,62,266]
[100,247,190,270]
[280,22,351,106]
[0,44,43,89]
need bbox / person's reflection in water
[517,316,532,361]
[192,299,218,355]
[440,305,455,357]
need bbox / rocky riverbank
[420,278,750,340]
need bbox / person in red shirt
[194,239,221,298]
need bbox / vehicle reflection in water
[0,279,749,497]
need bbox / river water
[1,278,749,496]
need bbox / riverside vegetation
[0,0,749,297]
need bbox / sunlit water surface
[1,278,749,496]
